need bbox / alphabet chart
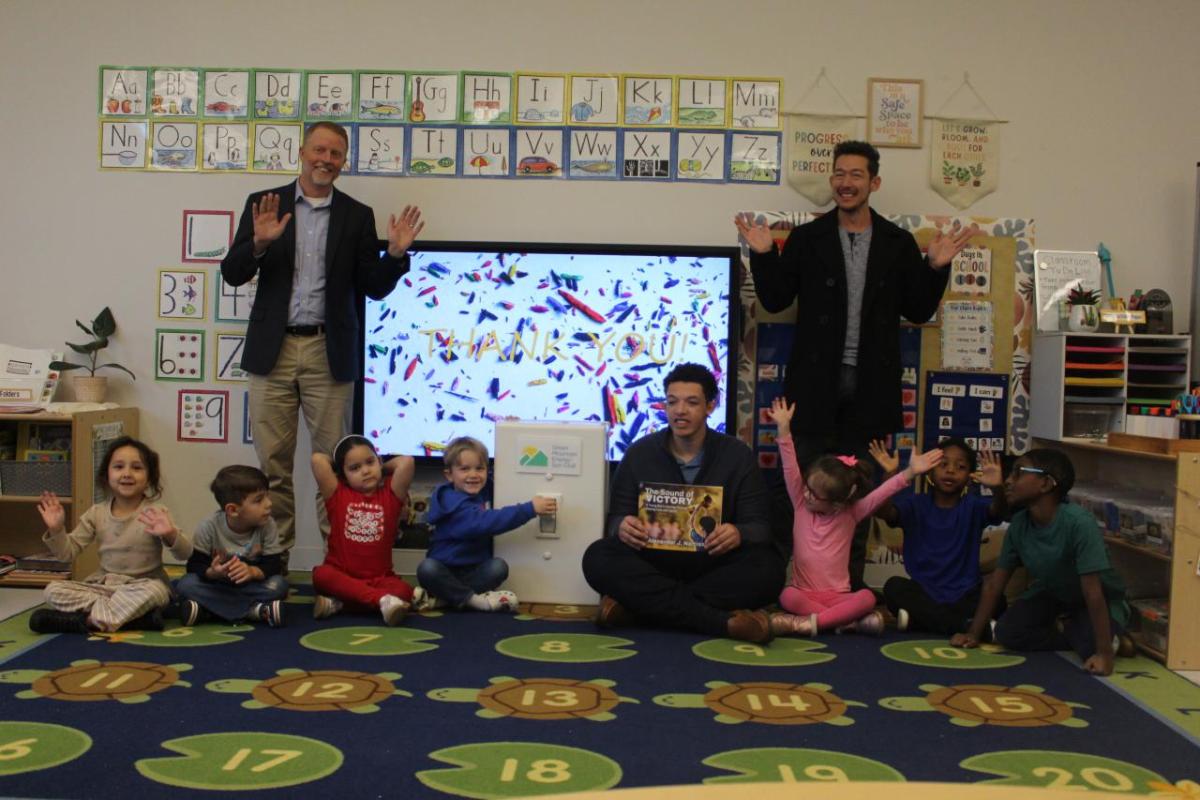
[158,270,207,320]
[155,329,205,381]
[178,389,228,443]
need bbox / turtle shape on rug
[428,676,636,721]
[879,683,1089,728]
[654,681,864,726]
[0,659,192,704]
[206,668,412,713]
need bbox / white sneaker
[482,590,518,612]
[411,587,444,612]
[312,595,343,620]
[896,608,910,632]
[380,594,410,626]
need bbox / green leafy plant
[49,307,136,379]
[1066,286,1102,307]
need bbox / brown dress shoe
[726,609,774,644]
[595,595,636,628]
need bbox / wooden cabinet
[1033,437,1199,670]
[1031,333,1190,441]
[0,407,138,586]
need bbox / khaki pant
[44,574,170,632]
[248,334,353,567]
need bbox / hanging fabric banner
[930,119,999,209]
[785,114,857,205]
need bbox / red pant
[312,564,413,612]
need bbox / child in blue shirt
[953,448,1132,676]
[416,437,556,612]
[869,437,1005,636]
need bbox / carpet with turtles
[1,579,1199,799]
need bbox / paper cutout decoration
[215,332,248,381]
[203,69,250,118]
[155,329,205,381]
[158,270,207,320]
[99,121,147,169]
[183,210,234,263]
[216,271,258,321]
[568,75,619,125]
[100,67,148,116]
[178,389,229,442]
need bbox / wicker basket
[0,461,71,496]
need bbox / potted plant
[49,307,135,402]
[1066,286,1102,332]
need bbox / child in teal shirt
[952,448,1131,676]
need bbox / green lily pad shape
[655,681,865,726]
[879,683,1089,728]
[417,741,622,798]
[881,639,1025,669]
[300,626,441,656]
[496,633,636,663]
[429,676,637,721]
[136,732,342,790]
[0,659,192,704]
[962,750,1165,794]
[703,747,905,784]
[693,638,835,667]
[0,722,91,776]
[92,623,254,647]
[207,668,411,713]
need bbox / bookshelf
[0,407,138,586]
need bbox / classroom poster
[568,75,620,125]
[940,300,994,372]
[785,114,857,204]
[921,371,1007,454]
[931,119,999,209]
[950,246,992,297]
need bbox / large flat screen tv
[358,241,739,462]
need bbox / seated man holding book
[581,363,785,644]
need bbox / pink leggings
[312,565,413,613]
[779,586,876,632]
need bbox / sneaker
[482,590,518,612]
[726,609,774,644]
[896,608,910,632]
[126,608,165,631]
[411,587,444,612]
[312,595,343,620]
[855,610,885,636]
[1114,633,1137,658]
[29,608,89,635]
[380,594,409,626]
[252,600,285,628]
[769,612,817,637]
[595,595,636,629]
[178,599,212,627]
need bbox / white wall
[3,0,1198,564]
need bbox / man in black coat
[221,121,425,570]
[582,364,783,644]
[735,140,976,589]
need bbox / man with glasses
[582,363,784,644]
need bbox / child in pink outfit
[767,397,943,636]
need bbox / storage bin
[1130,598,1169,653]
[1063,404,1121,439]
[0,460,71,496]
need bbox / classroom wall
[2,0,1198,567]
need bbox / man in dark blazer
[221,121,425,570]
[735,140,976,590]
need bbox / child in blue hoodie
[416,437,557,612]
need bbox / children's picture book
[637,482,722,552]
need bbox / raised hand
[926,221,981,269]
[138,506,178,543]
[733,212,776,255]
[974,447,1004,488]
[868,439,899,475]
[37,491,66,533]
[766,396,794,429]
[251,192,292,252]
[387,205,425,256]
[907,448,945,476]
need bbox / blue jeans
[416,557,508,608]
[175,572,289,622]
